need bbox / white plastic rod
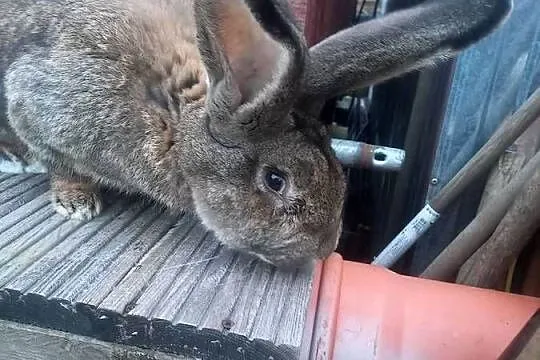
[372,204,440,267]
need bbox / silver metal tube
[331,139,405,171]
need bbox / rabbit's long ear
[296,0,512,115]
[194,0,306,142]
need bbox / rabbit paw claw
[52,186,103,221]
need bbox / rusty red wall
[289,0,356,46]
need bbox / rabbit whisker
[161,255,222,270]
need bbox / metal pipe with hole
[331,139,405,171]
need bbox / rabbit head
[180,0,511,267]
[180,0,345,267]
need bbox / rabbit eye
[264,169,287,193]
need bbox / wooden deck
[0,174,316,360]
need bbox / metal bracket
[331,139,405,171]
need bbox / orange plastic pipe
[307,253,540,360]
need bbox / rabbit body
[1,0,206,213]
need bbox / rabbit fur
[0,0,511,266]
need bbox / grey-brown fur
[0,0,511,267]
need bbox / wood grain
[475,117,540,290]
[478,117,540,211]
[431,87,540,211]
[421,151,540,281]
[456,165,540,288]
[0,319,190,360]
[0,175,315,359]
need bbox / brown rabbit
[0,0,511,267]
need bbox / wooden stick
[432,88,540,210]
[480,117,540,289]
[421,152,540,280]
[478,117,540,211]
[456,165,540,288]
[373,88,540,267]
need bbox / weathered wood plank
[99,215,197,313]
[250,269,296,341]
[198,255,255,331]
[0,183,48,219]
[172,250,236,326]
[0,175,46,204]
[0,319,191,360]
[148,233,221,322]
[78,209,177,305]
[0,174,33,193]
[0,172,14,182]
[275,267,314,346]
[52,206,158,301]
[227,262,274,338]
[130,222,213,320]
[0,175,315,359]
[0,192,50,241]
[6,201,128,293]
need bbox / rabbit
[0,0,511,267]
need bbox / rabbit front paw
[50,175,103,221]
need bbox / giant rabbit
[0,0,511,266]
